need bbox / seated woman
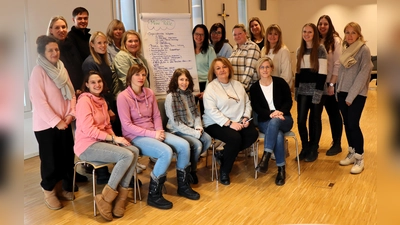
[165,68,212,184]
[74,71,139,221]
[117,64,200,210]
[250,57,293,186]
[202,57,259,185]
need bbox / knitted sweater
[117,87,163,142]
[261,45,293,87]
[29,65,76,131]
[211,42,233,58]
[202,79,252,127]
[295,45,327,104]
[337,44,372,104]
[165,93,203,138]
[74,93,113,157]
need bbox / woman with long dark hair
[209,23,232,58]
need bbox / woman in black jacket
[250,57,293,185]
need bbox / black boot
[147,173,173,209]
[190,171,198,184]
[295,146,309,161]
[326,142,342,156]
[275,166,286,186]
[219,171,230,185]
[177,167,200,200]
[256,151,271,173]
[305,145,318,162]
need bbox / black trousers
[297,95,324,150]
[337,92,366,154]
[205,122,258,174]
[34,126,75,191]
[323,94,343,144]
[195,82,207,115]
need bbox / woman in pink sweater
[29,35,76,210]
[74,71,139,221]
[117,64,200,210]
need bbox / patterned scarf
[36,55,74,100]
[171,89,199,125]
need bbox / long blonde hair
[89,31,110,66]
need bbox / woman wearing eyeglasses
[202,57,258,185]
[192,24,217,114]
[209,23,233,58]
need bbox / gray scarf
[36,55,74,100]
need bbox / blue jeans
[79,142,139,190]
[131,132,190,177]
[258,116,293,166]
[175,131,212,171]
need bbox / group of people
[29,6,372,222]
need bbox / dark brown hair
[317,15,341,53]
[265,24,284,54]
[209,23,228,54]
[167,68,194,93]
[81,71,109,95]
[36,35,58,57]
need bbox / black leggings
[323,94,343,144]
[297,95,324,150]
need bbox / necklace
[218,81,240,103]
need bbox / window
[192,0,204,27]
[238,0,247,25]
[119,0,137,30]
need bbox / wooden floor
[24,82,377,225]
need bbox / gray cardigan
[337,44,372,104]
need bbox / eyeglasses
[194,33,205,37]
[211,31,222,35]
[259,66,271,70]
[227,94,240,103]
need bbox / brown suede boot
[112,186,130,218]
[95,185,118,221]
[42,188,62,210]
[55,181,74,201]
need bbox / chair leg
[293,137,301,175]
[92,167,96,217]
[211,144,218,182]
[253,141,259,179]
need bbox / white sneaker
[350,153,364,174]
[339,147,356,166]
[137,162,147,170]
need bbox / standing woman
[74,71,139,221]
[117,64,200,210]
[203,57,259,185]
[209,23,233,58]
[295,23,327,162]
[337,22,372,174]
[106,19,125,64]
[114,30,149,92]
[229,24,261,92]
[165,68,212,184]
[248,17,266,51]
[250,57,293,185]
[317,15,344,156]
[47,16,84,94]
[192,24,217,114]
[29,35,76,210]
[261,24,293,87]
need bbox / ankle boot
[113,186,129,218]
[350,153,364,174]
[326,142,342,156]
[42,187,62,210]
[219,171,230,185]
[95,184,118,221]
[55,181,74,201]
[340,147,356,166]
[295,146,309,161]
[305,145,318,162]
[275,166,286,186]
[177,166,200,200]
[256,151,271,173]
[147,173,173,209]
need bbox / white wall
[279,0,377,56]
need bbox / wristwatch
[329,83,334,87]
